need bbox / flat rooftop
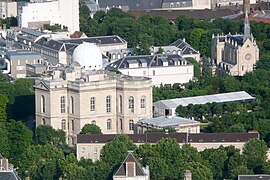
[138,116,199,127]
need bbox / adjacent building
[169,38,201,62]
[95,0,256,11]
[238,175,270,180]
[76,132,259,161]
[1,49,42,79]
[0,1,17,19]
[34,43,152,146]
[211,11,259,76]
[153,91,255,117]
[0,155,20,180]
[32,35,127,66]
[106,54,194,86]
[18,0,79,33]
[113,151,150,180]
[6,27,71,50]
[136,116,200,134]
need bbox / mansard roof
[34,35,126,52]
[170,38,199,55]
[107,54,191,70]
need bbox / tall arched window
[120,118,123,131]
[60,96,66,113]
[119,95,123,113]
[41,95,45,113]
[106,96,111,113]
[129,120,134,131]
[107,119,112,130]
[61,119,66,130]
[71,96,74,114]
[129,96,134,113]
[90,97,96,112]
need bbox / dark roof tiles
[114,152,146,177]
[77,132,259,144]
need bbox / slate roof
[129,8,238,20]
[238,175,270,180]
[138,116,199,127]
[34,35,126,52]
[21,28,45,37]
[114,152,146,177]
[170,38,199,55]
[77,132,259,144]
[107,54,190,70]
[6,49,41,61]
[98,0,163,10]
[0,172,20,180]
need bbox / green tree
[6,119,32,166]
[227,153,251,179]
[0,94,8,122]
[80,124,102,134]
[181,144,203,163]
[20,144,65,179]
[79,5,90,19]
[100,134,136,179]
[243,138,268,173]
[184,162,213,180]
[201,147,228,179]
[186,57,201,78]
[228,123,246,133]
[35,125,66,146]
[0,122,9,157]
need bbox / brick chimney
[1,158,9,170]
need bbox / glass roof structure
[154,91,256,109]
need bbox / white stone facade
[107,54,194,87]
[19,0,79,33]
[0,1,17,19]
[35,67,152,146]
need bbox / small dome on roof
[72,42,102,70]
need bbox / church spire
[243,9,251,42]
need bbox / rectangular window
[16,66,25,70]
[106,96,111,113]
[90,97,95,112]
[94,147,97,153]
[153,70,155,76]
[61,96,66,113]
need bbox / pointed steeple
[243,9,251,42]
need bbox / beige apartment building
[76,132,259,161]
[5,49,42,79]
[35,43,152,146]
